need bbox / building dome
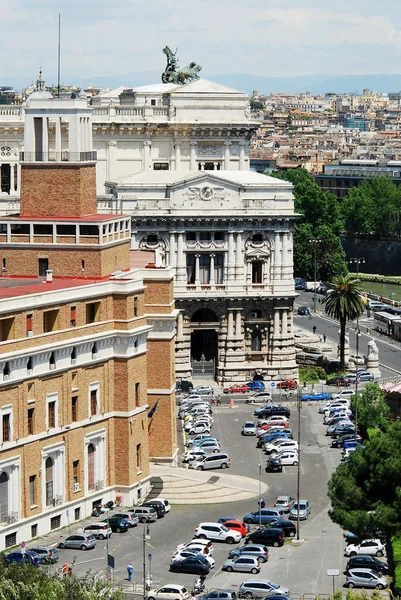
[26,69,53,103]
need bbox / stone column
[6,223,10,243]
[228,231,235,282]
[107,140,117,181]
[55,117,62,161]
[274,231,281,280]
[281,230,290,279]
[239,142,245,170]
[190,142,197,170]
[16,163,21,194]
[227,310,234,338]
[75,225,80,245]
[224,141,231,169]
[175,141,181,171]
[273,309,280,338]
[282,310,288,337]
[42,117,49,159]
[143,140,152,171]
[29,223,34,244]
[195,254,200,287]
[177,311,184,340]
[176,232,186,282]
[235,231,243,280]
[169,232,176,268]
[209,254,215,286]
[235,310,242,338]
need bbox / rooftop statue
[162,46,202,85]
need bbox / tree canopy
[270,168,347,280]
[341,176,401,237]
[351,383,391,438]
[328,420,401,540]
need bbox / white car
[176,539,213,555]
[246,392,272,404]
[350,354,365,366]
[320,399,349,413]
[148,584,191,600]
[258,415,289,426]
[155,497,170,513]
[264,440,299,455]
[324,410,352,425]
[194,522,242,544]
[182,449,207,463]
[186,434,214,448]
[171,549,215,568]
[344,539,385,557]
[185,423,211,435]
[242,421,257,436]
[193,385,214,396]
[275,450,299,465]
[331,390,355,400]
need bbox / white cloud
[1,0,401,83]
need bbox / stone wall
[341,235,401,276]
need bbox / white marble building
[0,74,298,382]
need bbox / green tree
[250,100,264,111]
[328,421,401,540]
[323,275,364,371]
[270,168,347,278]
[351,383,390,437]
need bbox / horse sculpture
[162,46,202,85]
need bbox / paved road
[295,291,401,379]
[48,400,357,596]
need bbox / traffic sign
[271,382,276,387]
[20,541,26,555]
[148,553,152,560]
[107,554,115,569]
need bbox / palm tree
[323,275,364,371]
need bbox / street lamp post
[350,257,365,440]
[258,464,262,528]
[309,239,322,313]
[143,521,147,600]
[296,388,301,540]
[105,508,110,579]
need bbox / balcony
[20,151,97,163]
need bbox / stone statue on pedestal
[161,46,202,85]
[364,338,381,378]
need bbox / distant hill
[4,72,401,96]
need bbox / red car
[221,519,249,537]
[223,384,250,394]
[275,379,298,389]
[260,421,289,430]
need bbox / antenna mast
[57,13,61,98]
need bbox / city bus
[374,311,401,336]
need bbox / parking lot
[35,396,370,596]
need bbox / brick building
[0,86,177,550]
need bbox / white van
[331,390,355,400]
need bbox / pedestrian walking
[319,334,323,343]
[127,563,134,581]
[323,334,327,343]
[313,326,317,335]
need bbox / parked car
[246,380,265,392]
[4,550,40,566]
[194,522,242,544]
[349,354,365,366]
[113,512,139,527]
[266,519,296,538]
[254,403,280,416]
[193,385,214,396]
[170,556,210,575]
[198,591,237,600]
[331,433,362,448]
[223,556,260,574]
[257,431,292,448]
[331,424,357,438]
[102,517,130,533]
[356,370,375,382]
[83,522,113,539]
[275,379,297,389]
[130,507,158,522]
[223,384,250,394]
[265,456,282,472]
[245,527,285,547]
[28,545,59,564]
[326,375,351,386]
[246,392,272,404]
[189,453,231,471]
[172,550,215,569]
[229,543,269,563]
[176,539,213,555]
[186,422,211,435]
[344,539,385,557]
[220,519,249,537]
[264,440,299,455]
[255,406,291,419]
[289,500,310,520]
[197,440,221,453]
[346,555,389,574]
[344,568,388,589]
[320,399,350,413]
[243,508,283,524]
[274,496,295,512]
[156,497,170,513]
[186,434,215,448]
[242,421,257,436]
[183,449,208,463]
[301,391,330,402]
[326,421,354,436]
[58,534,96,550]
[148,585,191,600]
[142,500,166,518]
[275,450,299,466]
[297,306,310,316]
[239,579,289,597]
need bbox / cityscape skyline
[2,0,401,87]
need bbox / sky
[1,0,401,85]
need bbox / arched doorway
[190,308,218,377]
[45,457,54,507]
[0,471,9,521]
[87,443,95,491]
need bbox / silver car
[58,534,96,550]
[223,556,260,573]
[242,421,257,436]
[189,453,230,470]
[289,500,310,520]
[345,568,389,589]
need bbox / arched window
[49,352,56,369]
[0,471,9,521]
[251,330,262,352]
[45,457,54,507]
[87,443,95,491]
[252,233,263,243]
